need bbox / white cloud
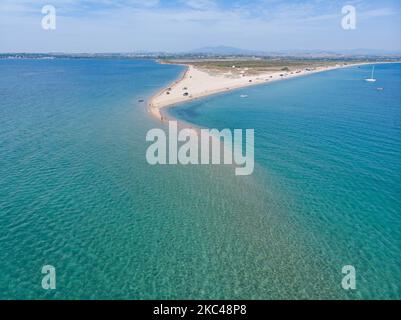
[184,0,216,10]
[0,0,400,52]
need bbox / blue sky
[0,0,400,53]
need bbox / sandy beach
[148,61,372,121]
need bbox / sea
[1,59,400,299]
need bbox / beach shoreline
[147,60,396,122]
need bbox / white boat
[240,94,248,98]
[365,66,377,82]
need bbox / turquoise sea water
[1,59,400,299]
[169,63,401,299]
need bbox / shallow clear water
[1,60,400,299]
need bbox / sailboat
[365,66,377,82]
